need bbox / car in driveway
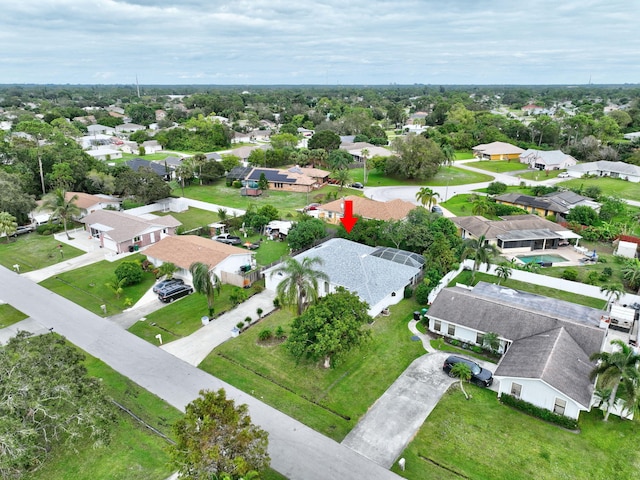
[557,172,570,178]
[213,233,242,245]
[431,205,444,216]
[351,182,364,189]
[158,284,193,303]
[152,278,184,294]
[10,225,35,237]
[442,355,493,387]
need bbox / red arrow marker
[340,200,358,233]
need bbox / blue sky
[1,0,637,85]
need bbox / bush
[602,267,613,277]
[275,326,285,338]
[252,283,264,293]
[471,346,484,354]
[232,180,242,188]
[122,199,144,210]
[415,283,432,305]
[236,322,245,329]
[258,329,273,341]
[114,261,144,286]
[403,286,414,299]
[500,394,578,430]
[561,268,579,281]
[244,316,252,325]
[449,339,461,347]
[273,297,280,308]
[487,181,507,195]
[36,223,64,235]
[586,271,601,285]
[229,287,248,305]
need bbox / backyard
[199,299,425,442]
[393,387,640,480]
[39,254,155,316]
[0,232,84,273]
[557,176,640,202]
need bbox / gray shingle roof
[80,210,180,243]
[568,160,640,177]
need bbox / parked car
[557,172,570,178]
[158,284,193,303]
[304,203,321,212]
[213,233,242,245]
[152,278,184,294]
[442,355,493,387]
[10,225,35,237]
[431,206,444,215]
[351,182,364,189]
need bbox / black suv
[442,355,493,387]
[153,278,184,294]
[158,284,193,303]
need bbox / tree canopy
[308,130,341,151]
[387,135,445,180]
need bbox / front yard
[557,177,640,202]
[199,299,425,442]
[0,232,84,273]
[394,387,640,480]
[464,160,528,173]
[350,165,493,187]
[0,303,28,328]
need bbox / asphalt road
[0,266,400,480]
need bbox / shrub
[114,261,144,286]
[36,223,64,235]
[486,181,507,195]
[449,339,461,347]
[244,316,252,325]
[403,286,414,299]
[471,346,484,354]
[252,283,264,293]
[561,268,579,281]
[602,267,613,277]
[122,199,144,210]
[236,322,245,329]
[275,326,285,338]
[499,394,578,430]
[256,307,263,317]
[258,329,273,341]
[232,180,242,188]
[229,287,248,305]
[415,283,432,305]
[586,271,601,285]
[273,297,280,308]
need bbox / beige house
[317,195,416,225]
[245,166,329,193]
[472,141,525,160]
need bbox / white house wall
[495,377,585,420]
[427,316,507,353]
[212,254,254,279]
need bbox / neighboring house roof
[450,214,579,241]
[154,156,183,168]
[206,152,222,161]
[319,195,416,222]
[226,166,254,181]
[340,142,393,158]
[141,140,161,148]
[567,161,640,178]
[144,235,252,270]
[494,191,599,215]
[80,210,180,243]
[86,148,121,158]
[472,141,525,156]
[519,149,577,167]
[264,238,421,310]
[125,158,171,176]
[65,192,117,210]
[228,145,270,160]
[246,167,316,186]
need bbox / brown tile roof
[144,235,252,270]
[320,195,416,221]
[65,192,107,210]
[472,141,525,156]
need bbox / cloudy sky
[1,0,637,85]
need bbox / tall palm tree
[450,362,472,400]
[39,189,80,240]
[270,256,329,316]
[158,262,178,280]
[495,263,512,285]
[471,197,496,217]
[191,153,207,185]
[0,212,17,243]
[332,169,352,192]
[361,148,369,184]
[175,161,194,197]
[462,235,500,284]
[482,332,501,354]
[189,262,221,317]
[415,187,440,210]
[590,339,640,421]
[441,143,455,167]
[599,283,624,312]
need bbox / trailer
[608,305,636,332]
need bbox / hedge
[499,394,578,430]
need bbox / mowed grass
[39,254,156,316]
[557,176,640,202]
[156,207,220,231]
[449,270,606,309]
[464,160,528,173]
[24,347,182,480]
[518,169,566,181]
[199,299,425,442]
[350,165,493,188]
[0,233,84,273]
[393,387,640,480]
[0,303,28,328]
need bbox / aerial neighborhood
[2,84,640,480]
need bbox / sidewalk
[21,249,107,283]
[159,289,277,366]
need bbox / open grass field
[464,160,528,173]
[440,193,480,216]
[350,165,493,188]
[393,387,640,480]
[449,270,606,309]
[156,207,220,231]
[557,177,640,202]
[454,151,474,160]
[0,303,28,328]
[518,169,565,181]
[0,232,84,273]
[199,299,425,442]
[39,254,155,316]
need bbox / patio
[504,244,596,267]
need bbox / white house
[426,282,606,420]
[141,140,162,154]
[519,149,577,170]
[85,148,123,161]
[87,124,115,136]
[144,235,256,288]
[115,123,146,134]
[566,161,640,183]
[263,238,423,317]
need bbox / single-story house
[263,238,423,317]
[80,210,181,254]
[340,142,393,161]
[244,166,330,193]
[141,140,162,154]
[115,123,146,133]
[78,134,113,149]
[494,191,600,217]
[206,152,223,162]
[87,124,115,136]
[317,195,416,225]
[227,145,271,163]
[124,158,172,180]
[427,282,607,420]
[519,149,577,170]
[450,214,582,252]
[144,235,256,288]
[32,192,121,224]
[265,220,294,241]
[623,132,640,141]
[85,148,123,161]
[472,141,525,161]
[566,161,640,183]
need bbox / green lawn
[440,193,479,216]
[156,207,220,231]
[128,282,265,344]
[454,151,474,160]
[518,169,565,181]
[394,387,640,480]
[0,233,84,273]
[465,160,528,173]
[39,254,156,316]
[350,166,493,188]
[449,270,606,309]
[0,303,28,328]
[199,299,425,442]
[558,177,640,202]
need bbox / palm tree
[158,262,178,280]
[189,262,221,318]
[462,235,500,283]
[332,169,352,192]
[361,148,369,184]
[622,259,640,294]
[192,153,207,185]
[415,187,440,210]
[0,212,17,243]
[175,161,194,196]
[441,143,455,167]
[495,263,512,285]
[105,276,127,299]
[482,332,501,354]
[39,189,80,240]
[450,362,472,400]
[600,283,624,312]
[589,339,640,421]
[471,197,496,217]
[270,256,329,316]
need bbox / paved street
[0,266,401,480]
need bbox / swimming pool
[517,254,569,264]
